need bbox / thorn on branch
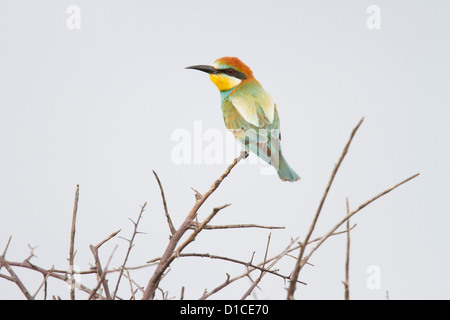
[191,187,203,201]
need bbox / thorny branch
[287,117,364,300]
[112,202,147,299]
[286,118,419,300]
[0,250,33,300]
[240,232,272,300]
[141,151,248,300]
[0,119,420,300]
[89,230,121,300]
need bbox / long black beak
[185,65,218,74]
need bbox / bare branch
[88,245,118,300]
[89,230,121,300]
[344,197,350,300]
[175,204,231,256]
[200,273,231,300]
[26,244,38,261]
[153,171,176,236]
[199,222,358,300]
[0,255,33,300]
[180,286,185,300]
[287,117,364,300]
[124,269,137,300]
[240,232,272,300]
[32,265,54,299]
[0,236,12,273]
[112,203,147,299]
[69,184,79,300]
[301,173,420,268]
[0,116,420,302]
[95,230,121,249]
[1,258,105,299]
[200,236,302,300]
[142,151,248,300]
[147,251,295,284]
[191,223,285,230]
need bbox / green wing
[222,95,282,168]
[221,82,300,181]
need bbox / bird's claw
[241,150,249,159]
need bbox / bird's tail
[238,131,300,182]
[277,155,300,182]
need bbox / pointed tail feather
[236,132,300,182]
[277,155,300,182]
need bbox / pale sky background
[0,0,449,300]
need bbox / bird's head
[186,57,253,92]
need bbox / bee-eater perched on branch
[186,57,300,182]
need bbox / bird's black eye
[226,68,234,75]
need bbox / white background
[0,0,449,299]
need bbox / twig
[142,151,248,300]
[147,251,296,284]
[191,223,285,230]
[0,237,34,300]
[180,286,185,300]
[123,269,145,295]
[0,274,13,281]
[240,232,272,300]
[344,197,350,300]
[2,260,156,277]
[0,255,33,300]
[124,269,137,300]
[143,204,233,297]
[200,236,301,300]
[153,171,176,236]
[200,273,231,300]
[88,245,118,300]
[95,230,121,249]
[301,173,420,268]
[287,117,364,300]
[69,184,79,300]
[89,230,121,300]
[0,258,105,299]
[0,224,351,301]
[32,265,54,299]
[199,222,359,301]
[175,204,231,256]
[26,244,38,261]
[112,203,147,299]
[0,236,12,273]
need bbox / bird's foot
[240,150,249,159]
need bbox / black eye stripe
[219,68,247,80]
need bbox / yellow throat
[209,73,242,91]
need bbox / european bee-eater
[186,57,300,182]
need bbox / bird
[186,57,300,182]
